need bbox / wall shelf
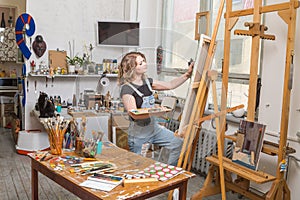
[28,73,118,78]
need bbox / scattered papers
[80,174,123,192]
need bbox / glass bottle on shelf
[102,59,107,73]
[57,96,62,104]
[50,96,54,104]
[72,94,77,107]
[95,64,103,75]
[1,12,6,28]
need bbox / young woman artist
[118,52,193,166]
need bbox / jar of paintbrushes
[42,116,70,155]
[73,116,104,157]
[75,131,104,158]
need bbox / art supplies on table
[138,162,184,181]
[123,173,158,186]
[62,119,80,150]
[41,116,70,155]
[34,151,53,161]
[75,131,104,158]
[63,132,76,150]
[80,173,123,192]
[88,173,123,184]
[123,177,158,186]
[70,161,116,175]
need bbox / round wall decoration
[15,13,35,59]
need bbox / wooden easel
[167,1,226,199]
[174,0,225,172]
[192,0,299,199]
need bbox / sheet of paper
[80,179,119,192]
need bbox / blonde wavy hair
[118,52,147,85]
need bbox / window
[160,0,200,99]
[209,0,258,109]
[160,0,261,111]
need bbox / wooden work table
[29,144,195,200]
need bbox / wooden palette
[129,106,172,120]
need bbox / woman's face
[135,55,147,75]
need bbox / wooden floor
[0,128,248,200]
[0,128,80,200]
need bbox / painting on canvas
[232,120,266,170]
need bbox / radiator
[167,121,233,176]
[192,129,234,176]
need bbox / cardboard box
[84,94,103,109]
[49,50,67,71]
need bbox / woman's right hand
[185,61,194,78]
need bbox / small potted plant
[66,56,83,74]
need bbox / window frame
[159,0,263,110]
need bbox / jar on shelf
[112,59,118,73]
[87,62,95,74]
[95,64,103,75]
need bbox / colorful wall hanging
[15,13,35,59]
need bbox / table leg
[31,161,38,200]
[178,181,188,200]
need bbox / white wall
[24,0,163,129]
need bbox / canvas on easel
[177,34,211,136]
[232,120,266,170]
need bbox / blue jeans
[128,118,183,166]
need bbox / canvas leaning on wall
[232,120,266,170]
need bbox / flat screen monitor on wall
[97,21,140,47]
